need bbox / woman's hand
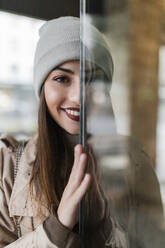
[57,144,92,230]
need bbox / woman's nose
[68,78,80,104]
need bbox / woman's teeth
[65,109,80,116]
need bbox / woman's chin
[63,127,80,135]
[67,130,80,135]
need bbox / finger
[73,153,87,185]
[64,145,84,193]
[69,153,88,187]
[69,144,83,180]
[66,153,87,196]
[73,173,92,204]
[72,144,82,170]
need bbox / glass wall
[80,0,165,247]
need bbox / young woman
[0,17,127,247]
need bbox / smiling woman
[0,16,127,248]
[44,61,81,134]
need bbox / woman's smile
[44,60,81,134]
[61,107,80,122]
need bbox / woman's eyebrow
[52,67,74,74]
[52,67,98,75]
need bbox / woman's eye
[53,76,69,83]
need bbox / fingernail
[84,173,90,181]
[80,153,86,161]
[75,144,80,152]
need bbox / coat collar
[3,131,78,218]
[0,133,19,150]
[7,134,50,218]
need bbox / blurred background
[0,0,165,245]
[0,11,44,139]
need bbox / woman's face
[44,60,82,134]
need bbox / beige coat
[0,134,128,248]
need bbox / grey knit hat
[33,16,113,97]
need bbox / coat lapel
[9,134,50,218]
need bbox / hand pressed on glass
[57,144,91,230]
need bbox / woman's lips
[62,108,80,122]
[65,111,80,122]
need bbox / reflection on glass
[80,0,165,247]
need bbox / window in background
[0,11,45,139]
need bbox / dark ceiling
[0,0,80,20]
[0,0,108,20]
[0,0,127,20]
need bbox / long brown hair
[30,86,74,212]
[30,85,109,231]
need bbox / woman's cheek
[45,84,57,102]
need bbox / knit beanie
[33,16,113,98]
